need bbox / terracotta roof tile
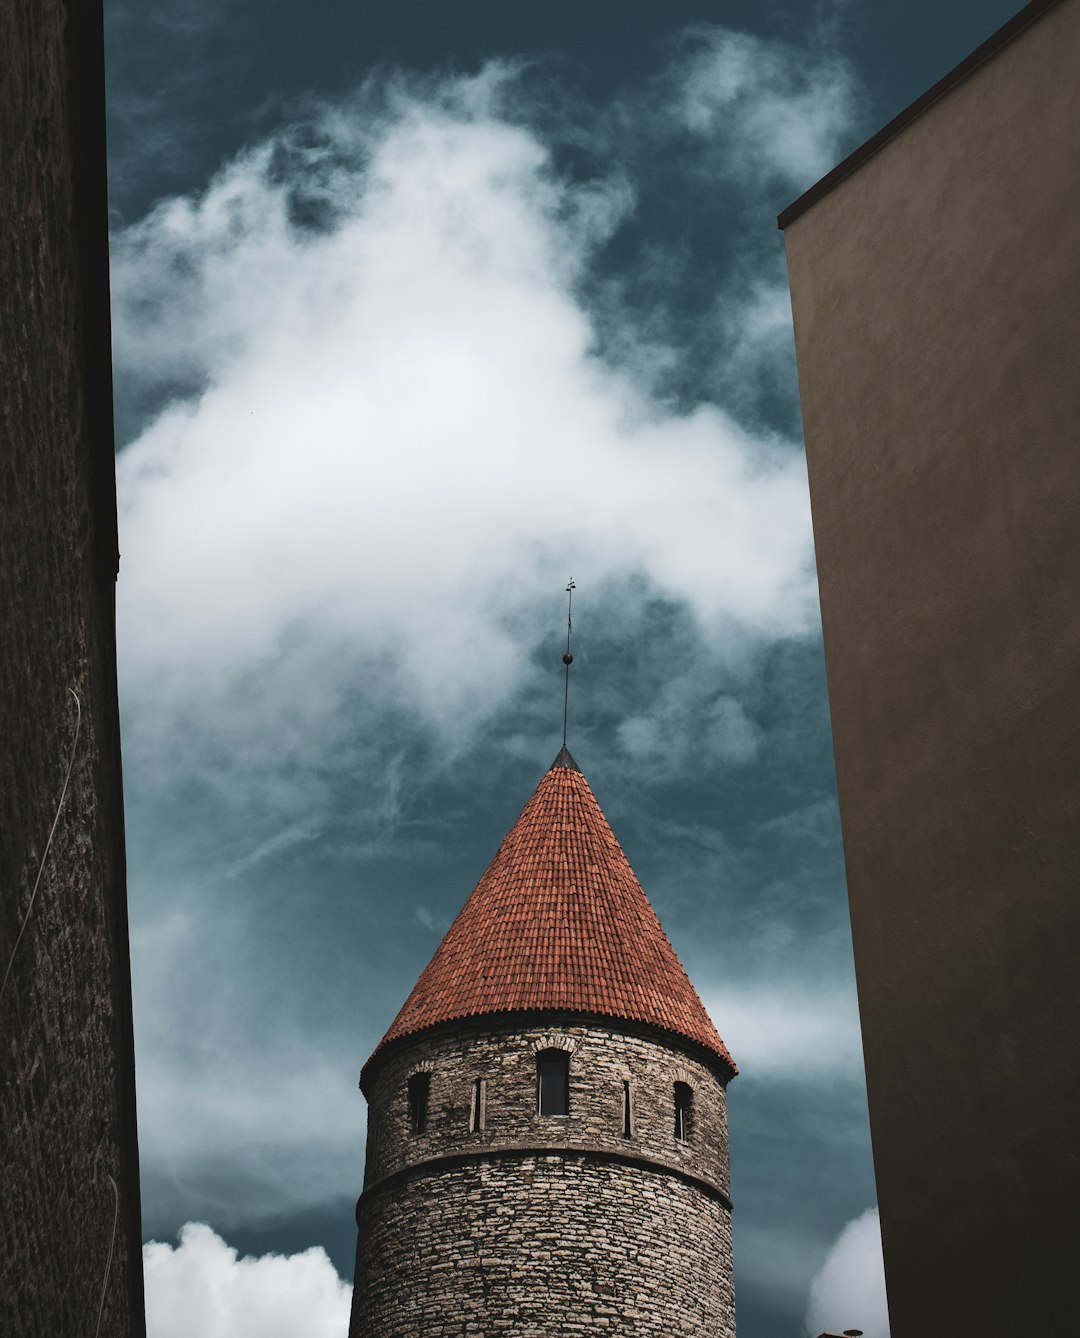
[364,751,736,1077]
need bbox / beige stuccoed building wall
[780,0,1080,1333]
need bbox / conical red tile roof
[364,749,735,1079]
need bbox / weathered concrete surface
[1,2,144,1335]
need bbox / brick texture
[351,1019,735,1335]
[1,2,144,1335]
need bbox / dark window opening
[622,1081,633,1139]
[536,1049,569,1116]
[470,1078,486,1133]
[674,1082,693,1141]
[408,1072,430,1134]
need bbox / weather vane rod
[562,579,576,748]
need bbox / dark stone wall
[1,2,144,1336]
[351,1019,734,1336]
[782,1,1080,1332]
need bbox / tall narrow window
[674,1082,693,1141]
[408,1072,430,1135]
[536,1049,569,1116]
[622,1081,633,1139]
[470,1078,486,1133]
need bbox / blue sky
[104,4,1022,1335]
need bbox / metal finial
[562,579,575,748]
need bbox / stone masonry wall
[355,1154,735,1338]
[363,1018,731,1198]
[1,2,144,1335]
[351,1019,735,1335]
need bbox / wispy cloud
[671,25,862,187]
[618,690,763,771]
[804,1207,890,1338]
[413,904,450,934]
[130,884,365,1229]
[223,825,322,880]
[599,20,864,430]
[702,984,864,1079]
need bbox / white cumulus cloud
[112,67,817,824]
[804,1207,891,1338]
[144,1223,352,1338]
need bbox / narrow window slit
[408,1072,430,1135]
[470,1078,486,1132]
[622,1081,633,1139]
[674,1081,693,1142]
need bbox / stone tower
[349,746,738,1336]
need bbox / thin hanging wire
[562,579,575,748]
[93,1165,118,1338]
[1,688,81,1006]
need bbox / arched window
[536,1049,569,1116]
[674,1081,693,1141]
[408,1072,430,1134]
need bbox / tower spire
[562,578,575,748]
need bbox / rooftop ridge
[549,744,582,772]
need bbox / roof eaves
[777,0,1066,231]
[360,1006,738,1094]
